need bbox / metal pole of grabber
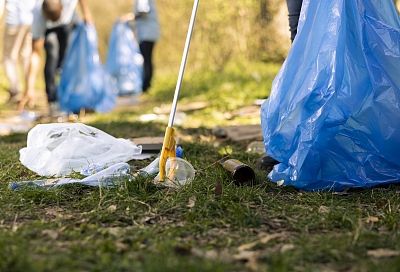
[168,0,200,127]
[158,0,200,181]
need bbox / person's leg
[19,25,32,77]
[3,24,23,100]
[44,25,74,115]
[44,29,60,103]
[286,0,303,42]
[139,41,155,92]
[55,24,73,70]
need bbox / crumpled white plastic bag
[19,123,142,177]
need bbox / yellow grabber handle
[159,126,176,181]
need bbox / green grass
[0,61,400,271]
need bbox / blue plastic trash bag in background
[106,21,144,96]
[261,0,400,191]
[58,24,116,113]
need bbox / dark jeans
[139,41,155,92]
[44,24,73,103]
[286,0,303,42]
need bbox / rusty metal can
[220,159,255,185]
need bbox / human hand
[119,13,135,22]
[83,13,94,25]
[78,0,94,25]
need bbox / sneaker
[48,102,67,118]
[256,155,279,173]
[20,110,38,122]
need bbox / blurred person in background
[286,0,303,42]
[0,0,36,103]
[122,0,160,93]
[18,0,92,115]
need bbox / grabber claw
[159,126,176,181]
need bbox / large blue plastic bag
[261,0,400,191]
[106,21,143,96]
[58,24,116,113]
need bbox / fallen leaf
[140,216,155,224]
[115,241,129,252]
[81,209,96,215]
[45,207,64,218]
[187,196,196,209]
[42,229,59,240]
[215,181,223,197]
[107,205,117,213]
[233,250,259,261]
[11,214,19,232]
[191,248,219,260]
[318,206,330,214]
[281,244,295,253]
[367,249,400,258]
[238,233,285,252]
[107,227,123,236]
[234,250,264,271]
[365,216,379,224]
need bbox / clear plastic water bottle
[80,163,131,187]
[9,163,131,190]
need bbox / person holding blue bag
[122,0,160,93]
[18,0,92,115]
[57,23,117,113]
[261,0,400,191]
[106,20,144,96]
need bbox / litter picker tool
[159,0,200,181]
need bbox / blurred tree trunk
[251,0,290,62]
[259,0,269,22]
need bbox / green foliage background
[89,0,291,72]
[89,0,400,72]
[2,0,399,75]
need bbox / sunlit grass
[1,59,400,271]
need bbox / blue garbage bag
[106,21,143,96]
[58,24,116,113]
[261,0,400,191]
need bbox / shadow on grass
[0,133,27,144]
[89,120,166,138]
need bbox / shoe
[20,110,38,122]
[256,155,279,173]
[48,102,67,118]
